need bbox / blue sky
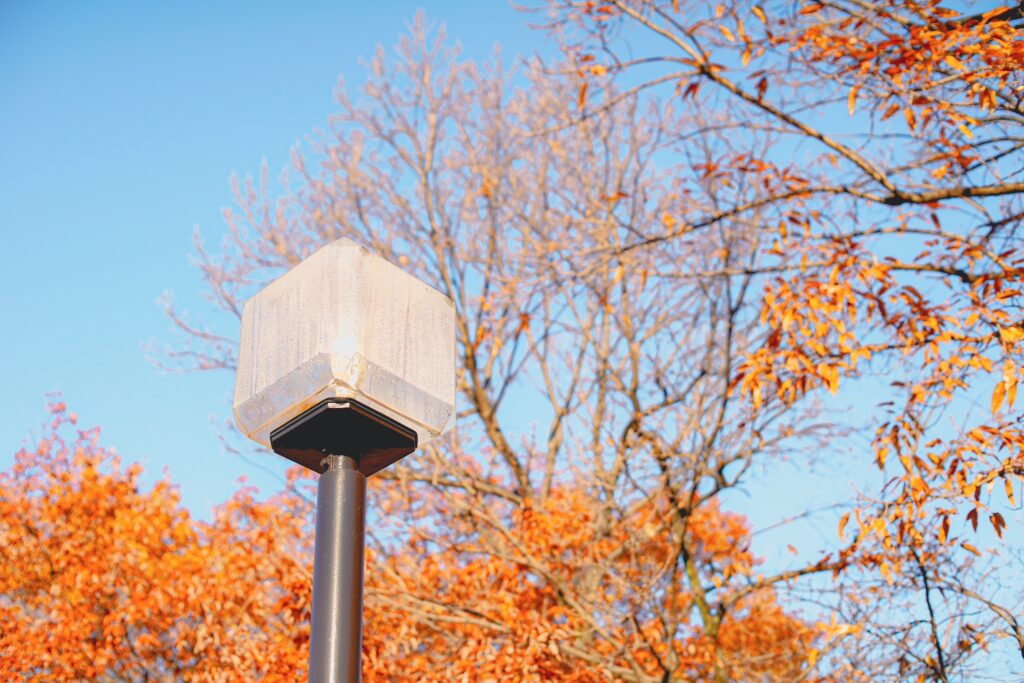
[0,0,542,514]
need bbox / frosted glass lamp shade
[233,239,455,472]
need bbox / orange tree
[149,6,1023,680]
[153,15,843,682]
[525,0,1024,679]
[0,403,817,681]
[0,403,310,682]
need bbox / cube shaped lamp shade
[233,239,455,474]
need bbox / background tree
[525,0,1024,679]
[154,5,1024,678]
[153,15,866,682]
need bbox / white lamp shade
[233,238,456,451]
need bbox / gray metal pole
[309,454,366,683]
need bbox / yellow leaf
[991,381,1005,413]
[611,264,624,285]
[943,55,966,71]
[876,446,888,468]
[752,6,767,23]
[719,24,736,42]
[838,512,850,541]
[847,86,858,116]
[957,124,973,139]
[999,326,1023,343]
[904,107,916,131]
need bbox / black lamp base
[269,399,417,476]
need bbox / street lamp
[233,238,455,682]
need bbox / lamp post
[233,239,455,683]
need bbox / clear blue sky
[0,0,541,515]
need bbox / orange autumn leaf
[991,380,1005,413]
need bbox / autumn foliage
[541,0,1024,677]
[0,404,310,681]
[7,1,1024,681]
[1,403,817,681]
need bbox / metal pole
[309,454,366,683]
